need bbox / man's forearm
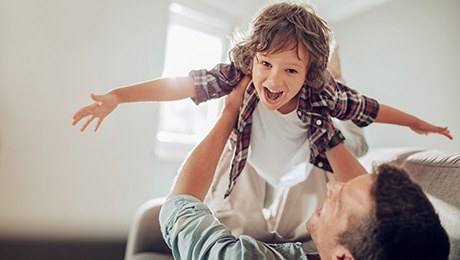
[168,109,238,200]
[325,143,368,182]
[167,75,249,200]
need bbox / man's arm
[167,76,250,200]
[160,77,308,260]
[375,104,453,140]
[325,143,368,182]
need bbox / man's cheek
[306,216,318,234]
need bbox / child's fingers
[80,115,96,132]
[94,117,104,132]
[72,111,87,126]
[91,93,102,101]
[433,126,453,140]
[72,117,82,126]
[412,125,453,140]
[441,129,453,140]
[439,131,453,140]
[444,132,453,140]
[72,106,93,125]
[73,106,88,120]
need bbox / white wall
[0,0,176,239]
[0,0,264,241]
[331,0,459,152]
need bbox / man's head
[307,164,450,260]
[230,2,332,95]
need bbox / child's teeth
[265,87,283,100]
[268,88,282,93]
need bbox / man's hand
[72,93,119,132]
[167,76,251,200]
[222,75,251,114]
[325,143,367,182]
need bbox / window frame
[154,2,233,160]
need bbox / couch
[124,147,460,260]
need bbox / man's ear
[331,245,354,260]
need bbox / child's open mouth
[264,87,284,101]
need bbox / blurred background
[1,0,458,258]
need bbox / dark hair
[229,2,332,90]
[339,164,450,260]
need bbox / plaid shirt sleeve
[189,63,245,105]
[308,126,345,172]
[321,77,380,127]
[304,74,380,173]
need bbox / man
[159,77,450,259]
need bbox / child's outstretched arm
[375,104,453,140]
[72,77,196,132]
[325,143,368,182]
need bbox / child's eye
[261,61,272,67]
[286,69,298,74]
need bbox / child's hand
[72,93,119,132]
[223,76,251,113]
[410,119,453,140]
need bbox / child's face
[252,43,309,114]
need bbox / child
[72,2,451,247]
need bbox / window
[155,3,231,159]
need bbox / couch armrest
[125,197,171,259]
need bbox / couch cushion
[359,147,425,171]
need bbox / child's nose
[267,70,282,87]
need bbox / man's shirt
[190,63,379,197]
[160,195,308,260]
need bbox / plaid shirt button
[315,119,322,126]
[318,162,324,168]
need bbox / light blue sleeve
[159,195,308,260]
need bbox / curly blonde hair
[230,2,332,90]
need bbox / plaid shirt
[190,63,379,197]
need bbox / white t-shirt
[247,105,312,188]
